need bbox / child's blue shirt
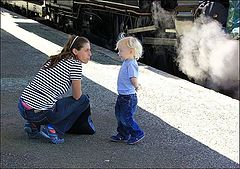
[117,59,138,95]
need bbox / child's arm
[131,77,140,91]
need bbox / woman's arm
[72,80,82,100]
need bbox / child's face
[117,41,134,60]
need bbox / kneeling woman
[18,35,95,144]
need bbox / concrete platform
[1,7,239,168]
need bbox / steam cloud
[152,1,174,28]
[151,2,239,99]
[152,1,175,37]
[176,15,239,98]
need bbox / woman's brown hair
[43,35,89,69]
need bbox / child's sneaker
[127,134,145,145]
[110,133,130,142]
[40,124,64,144]
[24,122,41,139]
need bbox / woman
[18,35,95,144]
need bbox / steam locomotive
[1,0,231,75]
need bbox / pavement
[1,7,239,168]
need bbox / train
[1,0,235,75]
[1,0,46,17]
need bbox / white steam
[151,2,239,99]
[177,16,239,98]
[151,1,175,36]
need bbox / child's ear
[130,48,135,55]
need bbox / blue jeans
[115,94,144,138]
[18,94,91,135]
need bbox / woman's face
[74,43,92,63]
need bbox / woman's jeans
[115,94,144,138]
[18,94,94,135]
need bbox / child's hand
[135,84,141,92]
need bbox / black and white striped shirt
[21,58,82,110]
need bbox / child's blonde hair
[115,36,143,60]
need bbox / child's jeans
[115,94,144,138]
[18,94,91,135]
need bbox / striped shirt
[21,58,82,110]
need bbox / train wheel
[63,20,73,34]
[49,11,55,23]
[20,8,27,16]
